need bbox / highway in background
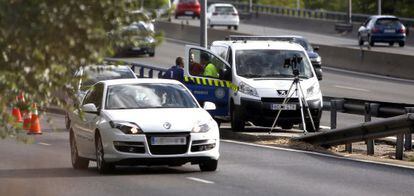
[1,114,414,196]
[170,18,414,56]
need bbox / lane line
[334,85,370,92]
[38,142,51,146]
[186,177,215,184]
[222,140,414,170]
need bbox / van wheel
[231,106,245,132]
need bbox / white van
[182,36,323,132]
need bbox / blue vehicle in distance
[358,15,406,47]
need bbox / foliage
[0,0,162,138]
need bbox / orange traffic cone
[22,110,32,130]
[11,96,22,123]
[28,103,42,135]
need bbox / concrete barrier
[156,21,414,80]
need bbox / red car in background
[175,0,200,19]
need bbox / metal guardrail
[104,58,168,78]
[209,0,414,26]
[296,112,414,160]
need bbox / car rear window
[215,6,235,13]
[375,18,401,26]
[82,67,135,88]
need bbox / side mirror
[315,68,323,81]
[203,101,216,111]
[82,103,99,114]
[313,46,319,51]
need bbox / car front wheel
[70,131,89,169]
[199,159,218,171]
[95,133,114,174]
[399,41,405,47]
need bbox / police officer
[162,57,184,82]
[200,53,219,78]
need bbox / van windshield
[235,50,313,79]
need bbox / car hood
[103,108,213,133]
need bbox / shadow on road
[0,166,198,178]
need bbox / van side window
[189,48,231,81]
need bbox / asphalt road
[115,38,414,128]
[1,114,414,196]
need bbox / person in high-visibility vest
[200,53,219,78]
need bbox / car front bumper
[99,130,220,165]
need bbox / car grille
[146,133,190,155]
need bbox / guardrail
[105,58,168,78]
[209,0,414,26]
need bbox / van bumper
[238,97,322,126]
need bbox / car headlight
[109,121,143,134]
[310,56,321,64]
[191,120,214,133]
[239,81,258,97]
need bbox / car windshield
[235,50,313,79]
[375,18,401,27]
[105,83,199,109]
[215,6,235,13]
[81,67,135,89]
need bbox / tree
[0,0,162,138]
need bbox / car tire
[369,36,375,47]
[280,123,294,130]
[175,15,178,19]
[199,159,218,172]
[305,120,320,132]
[389,42,394,46]
[227,26,231,30]
[149,51,155,57]
[65,113,71,130]
[231,106,245,132]
[70,131,89,170]
[210,25,214,28]
[399,41,405,47]
[358,36,363,46]
[234,26,238,30]
[95,133,114,174]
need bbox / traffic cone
[28,103,42,135]
[22,110,32,130]
[11,96,22,123]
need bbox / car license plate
[132,47,141,51]
[384,29,395,33]
[270,104,296,110]
[151,137,186,145]
[185,11,194,15]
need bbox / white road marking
[222,140,414,170]
[186,177,215,184]
[38,142,51,146]
[334,85,370,92]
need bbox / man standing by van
[200,53,219,78]
[163,57,184,82]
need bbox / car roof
[83,65,132,70]
[100,78,183,86]
[371,15,398,19]
[212,40,306,51]
[211,3,235,7]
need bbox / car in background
[175,0,200,19]
[358,15,406,47]
[110,23,156,57]
[65,65,137,129]
[129,10,155,32]
[69,79,220,173]
[207,3,239,30]
[272,36,322,80]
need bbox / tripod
[269,69,315,134]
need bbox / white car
[207,3,239,30]
[69,79,220,173]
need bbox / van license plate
[270,104,296,110]
[151,137,186,145]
